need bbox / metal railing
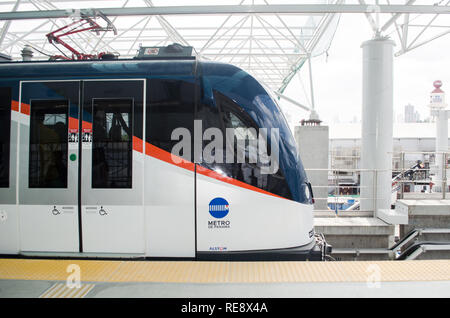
[393,151,449,200]
[304,168,377,214]
[305,151,450,214]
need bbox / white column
[360,37,395,214]
[435,109,448,191]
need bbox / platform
[396,199,450,236]
[403,192,449,200]
[314,217,395,260]
[1,258,449,298]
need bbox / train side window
[215,92,263,187]
[146,79,195,161]
[0,87,11,188]
[29,100,68,188]
[92,99,133,188]
[214,91,293,200]
[221,104,259,160]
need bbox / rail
[305,151,450,214]
[393,151,449,200]
[304,167,380,214]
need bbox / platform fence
[305,151,450,214]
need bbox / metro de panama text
[208,220,230,229]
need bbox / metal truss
[0,0,343,94]
[358,0,450,57]
[0,0,449,111]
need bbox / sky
[279,12,450,128]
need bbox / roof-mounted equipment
[46,10,118,61]
[134,43,194,60]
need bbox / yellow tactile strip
[0,259,449,283]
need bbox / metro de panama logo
[208,197,231,229]
[209,197,229,218]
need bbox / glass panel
[0,87,11,188]
[222,107,259,161]
[146,79,195,160]
[29,100,68,188]
[92,99,133,188]
[214,91,293,200]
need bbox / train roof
[0,57,242,80]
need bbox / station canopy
[0,0,449,93]
[0,0,344,92]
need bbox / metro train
[0,45,329,260]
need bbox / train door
[81,80,145,254]
[18,81,80,252]
[143,78,196,257]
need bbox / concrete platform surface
[403,192,449,200]
[314,217,394,235]
[396,199,450,215]
[1,280,450,298]
[314,217,391,226]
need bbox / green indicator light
[70,154,77,161]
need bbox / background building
[404,104,421,123]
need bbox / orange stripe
[69,117,79,132]
[82,121,92,132]
[145,142,195,171]
[6,98,284,198]
[196,165,284,199]
[144,142,284,199]
[20,102,30,115]
[132,136,143,153]
[11,100,19,112]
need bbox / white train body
[0,56,320,260]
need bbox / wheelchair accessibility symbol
[52,206,60,216]
[99,206,107,216]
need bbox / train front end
[196,62,330,261]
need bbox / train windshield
[199,62,310,204]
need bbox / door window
[29,100,68,188]
[92,99,133,188]
[146,79,195,161]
